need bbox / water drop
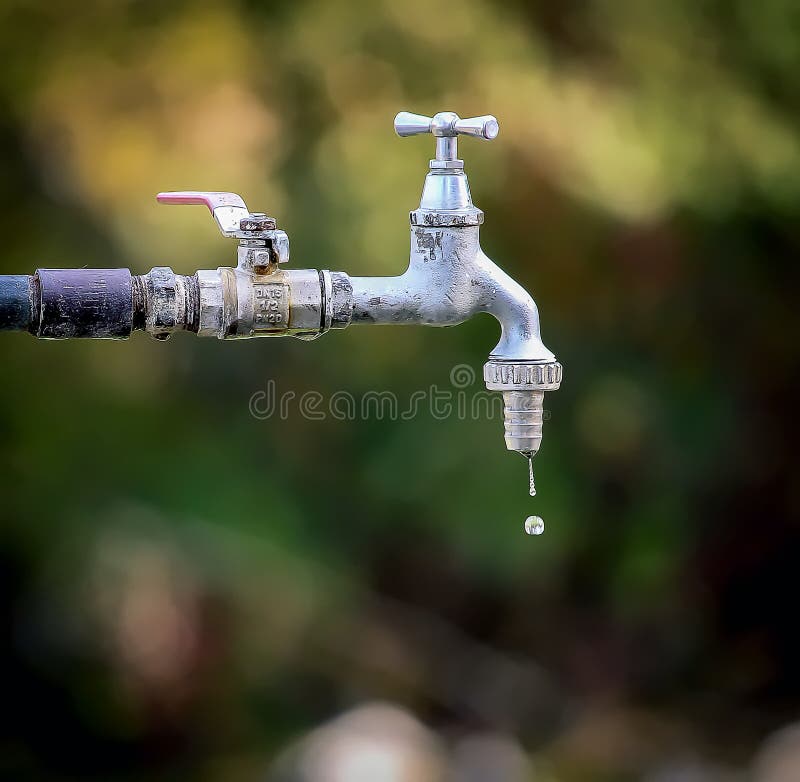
[524,515,545,536]
[528,454,536,497]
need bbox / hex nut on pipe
[197,269,224,338]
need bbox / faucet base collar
[484,360,562,391]
[410,208,483,227]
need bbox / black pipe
[1,269,138,338]
[0,268,200,338]
[36,268,133,339]
[0,275,33,331]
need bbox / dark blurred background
[1,1,799,780]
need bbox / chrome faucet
[0,110,562,462]
[352,111,562,459]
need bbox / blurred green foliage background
[0,1,798,780]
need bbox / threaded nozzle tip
[502,390,545,454]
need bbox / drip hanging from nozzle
[524,451,537,497]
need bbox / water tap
[0,110,562,467]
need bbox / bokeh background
[1,1,799,780]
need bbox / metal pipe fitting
[189,267,352,340]
[484,362,562,455]
[0,265,354,341]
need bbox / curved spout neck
[349,225,556,363]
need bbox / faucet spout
[349,225,556,363]
[473,248,556,363]
[349,219,561,457]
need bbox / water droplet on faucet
[524,515,545,536]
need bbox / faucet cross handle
[394,111,499,167]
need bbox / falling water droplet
[527,454,536,496]
[524,515,545,536]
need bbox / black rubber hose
[36,268,133,339]
[0,268,199,339]
[0,275,33,331]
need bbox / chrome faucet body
[351,112,556,367]
[0,110,562,459]
[350,225,555,363]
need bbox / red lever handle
[156,191,247,212]
[156,191,251,237]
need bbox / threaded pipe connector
[502,390,545,454]
[484,359,562,454]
